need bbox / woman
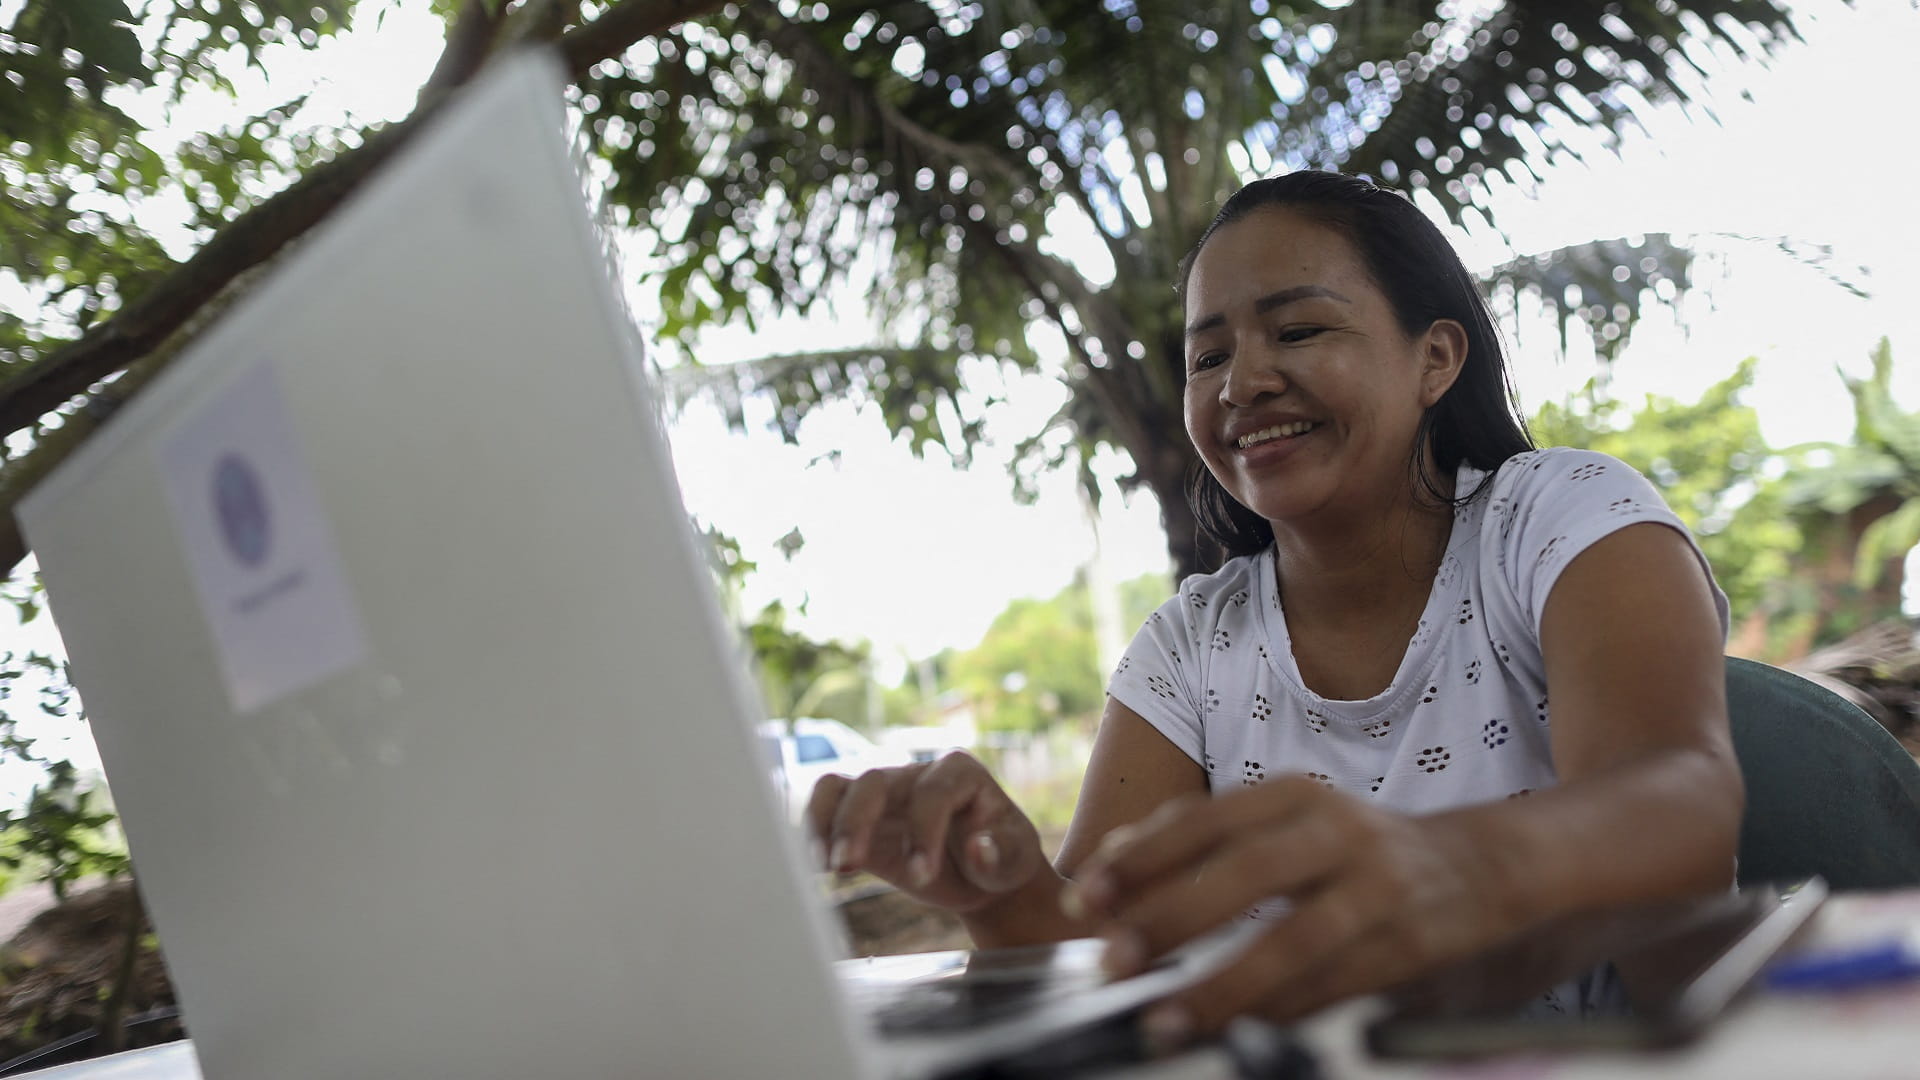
[807,172,1742,1047]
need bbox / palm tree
[586,0,1796,576]
[0,0,1804,580]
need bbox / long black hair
[1177,171,1534,562]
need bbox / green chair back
[1726,656,1920,890]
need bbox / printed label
[159,363,368,712]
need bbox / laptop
[17,49,1250,1079]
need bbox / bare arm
[962,699,1208,947]
[1057,701,1212,873]
[1456,520,1744,923]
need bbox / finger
[952,782,1043,894]
[830,767,912,871]
[904,754,989,887]
[1068,794,1206,914]
[803,773,852,868]
[1246,918,1432,1023]
[1080,778,1330,915]
[1100,813,1352,976]
[1142,888,1389,1042]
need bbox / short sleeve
[1107,587,1207,765]
[1498,449,1730,640]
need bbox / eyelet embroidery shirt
[1106,448,1730,1014]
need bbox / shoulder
[1172,551,1266,614]
[1126,552,1262,653]
[1470,448,1726,637]
[1490,447,1645,496]
[1135,552,1265,652]
[1112,554,1272,760]
[1474,448,1663,538]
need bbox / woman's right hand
[805,751,1047,914]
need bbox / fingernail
[1141,1004,1193,1055]
[908,852,934,887]
[971,832,999,871]
[1059,883,1087,921]
[1102,929,1145,977]
[829,839,850,872]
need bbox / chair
[1726,656,1920,890]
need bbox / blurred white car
[757,718,907,822]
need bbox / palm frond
[1484,232,1692,360]
[659,344,984,455]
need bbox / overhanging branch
[558,0,723,78]
[0,0,724,448]
[0,263,274,575]
[742,0,1025,189]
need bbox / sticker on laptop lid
[159,362,368,712]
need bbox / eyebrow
[1184,285,1352,339]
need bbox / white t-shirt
[1111,447,1728,809]
[1106,448,1729,1012]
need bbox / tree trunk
[1086,341,1213,583]
[1141,444,1206,583]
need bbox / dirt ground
[835,881,971,956]
[0,879,179,1069]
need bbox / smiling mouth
[1235,421,1319,450]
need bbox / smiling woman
[1178,173,1533,564]
[806,171,1744,1046]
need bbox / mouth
[1234,421,1319,450]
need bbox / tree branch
[0,121,422,442]
[0,265,273,576]
[0,0,724,449]
[741,0,1025,190]
[557,0,724,79]
[415,0,503,109]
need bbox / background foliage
[1534,341,1919,662]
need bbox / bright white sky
[1,0,1917,794]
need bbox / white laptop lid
[18,50,875,1080]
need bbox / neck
[1268,475,1455,631]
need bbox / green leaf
[1854,497,1920,591]
[66,1,149,81]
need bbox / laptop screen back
[18,50,871,1080]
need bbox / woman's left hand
[1065,776,1528,1043]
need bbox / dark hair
[1177,171,1534,563]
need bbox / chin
[1232,487,1327,528]
[1218,451,1339,522]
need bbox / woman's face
[1181,207,1462,530]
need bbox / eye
[1188,351,1226,375]
[1278,326,1325,344]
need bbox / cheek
[1182,389,1209,451]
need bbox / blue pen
[1764,930,1920,992]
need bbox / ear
[1416,319,1469,408]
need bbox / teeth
[1236,421,1317,449]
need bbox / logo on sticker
[212,453,270,567]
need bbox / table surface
[1312,888,1920,1080]
[24,889,1920,1079]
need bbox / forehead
[1185,208,1374,316]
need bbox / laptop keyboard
[857,964,1108,1034]
[841,939,1182,1037]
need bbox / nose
[1220,346,1289,408]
